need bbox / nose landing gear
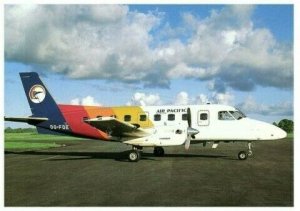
[238,151,248,160]
[247,141,253,156]
[238,142,253,160]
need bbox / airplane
[4,72,287,162]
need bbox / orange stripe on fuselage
[58,104,154,140]
[83,106,114,118]
[83,106,115,139]
[58,104,109,140]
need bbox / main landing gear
[128,146,165,162]
[153,147,165,156]
[128,146,142,162]
[238,142,253,160]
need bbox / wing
[84,117,150,138]
[4,116,48,125]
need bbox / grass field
[4,132,90,150]
[287,133,294,138]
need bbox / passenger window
[168,114,175,121]
[200,113,208,120]
[218,111,234,120]
[182,113,187,121]
[154,114,161,121]
[124,115,131,122]
[140,114,147,121]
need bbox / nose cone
[274,127,287,139]
[246,118,288,140]
[187,127,199,136]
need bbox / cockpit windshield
[229,110,246,120]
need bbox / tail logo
[29,85,46,103]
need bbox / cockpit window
[218,111,235,120]
[229,110,246,120]
[237,109,246,118]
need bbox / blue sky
[4,4,293,128]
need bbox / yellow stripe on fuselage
[112,106,153,128]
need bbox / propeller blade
[187,107,191,127]
[187,127,199,136]
[185,135,191,150]
[185,127,199,150]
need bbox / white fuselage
[123,104,287,147]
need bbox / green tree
[277,119,293,133]
[4,127,13,133]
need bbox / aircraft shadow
[5,150,229,162]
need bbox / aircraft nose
[273,127,287,139]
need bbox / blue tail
[20,72,68,134]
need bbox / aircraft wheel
[238,151,248,160]
[154,147,165,156]
[128,150,141,162]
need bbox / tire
[128,150,140,162]
[154,147,165,156]
[238,151,248,160]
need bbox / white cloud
[167,63,214,79]
[195,94,209,105]
[127,92,161,106]
[88,5,128,23]
[70,98,80,105]
[237,96,293,116]
[172,91,233,105]
[82,96,101,106]
[5,5,160,82]
[174,91,189,105]
[222,30,237,46]
[5,5,293,90]
[70,96,101,106]
[212,92,234,105]
[173,91,233,105]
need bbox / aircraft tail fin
[19,72,65,123]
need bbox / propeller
[185,108,199,150]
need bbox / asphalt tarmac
[5,138,293,206]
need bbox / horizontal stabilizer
[84,117,149,137]
[4,116,48,125]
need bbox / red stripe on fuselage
[58,104,108,140]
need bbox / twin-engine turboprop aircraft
[5,72,287,162]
